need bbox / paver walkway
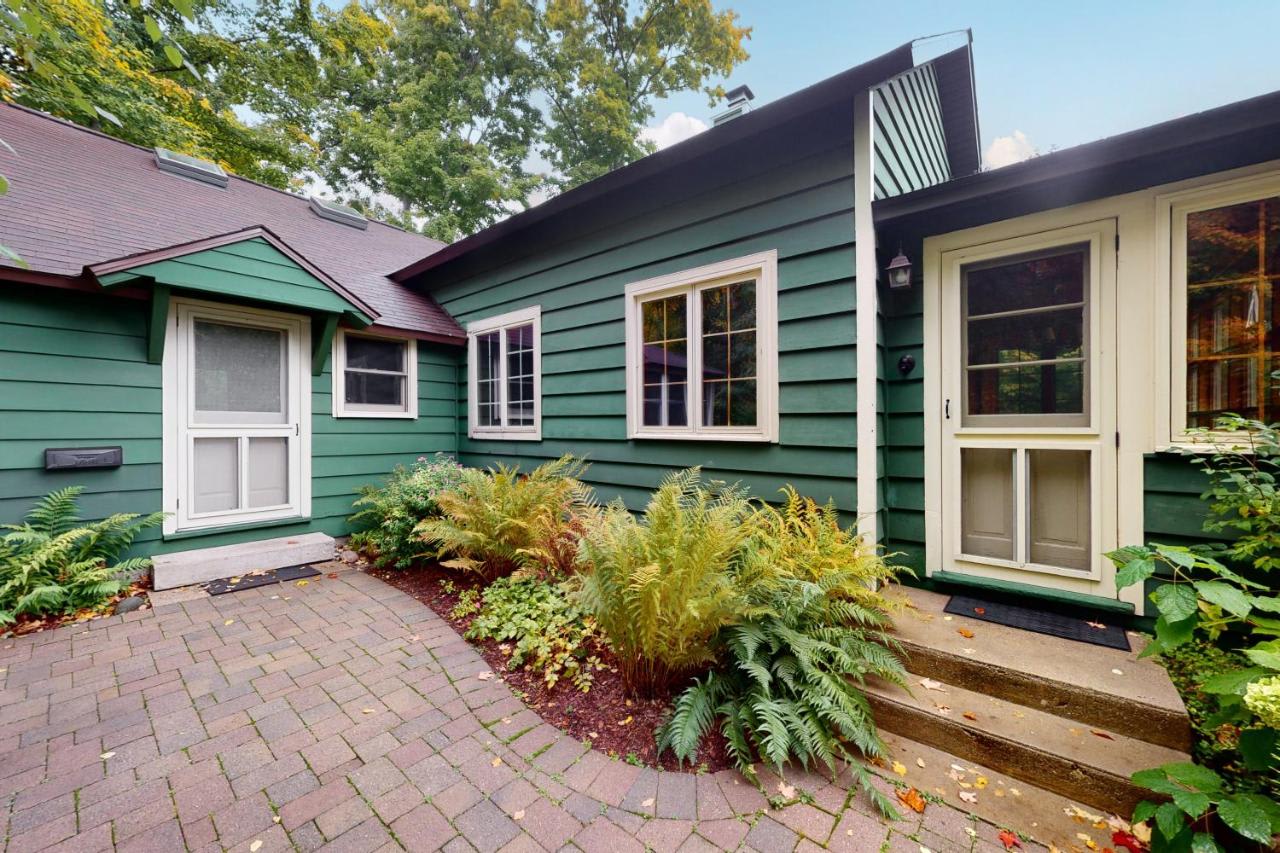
[0,567,1036,852]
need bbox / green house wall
[0,283,458,555]
[425,124,864,518]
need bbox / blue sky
[644,0,1280,166]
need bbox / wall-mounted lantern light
[885,249,913,289]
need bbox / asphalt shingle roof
[0,104,464,341]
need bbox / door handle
[945,399,950,420]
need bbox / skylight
[309,196,368,230]
[153,147,228,188]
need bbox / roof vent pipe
[712,84,755,126]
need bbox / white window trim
[1158,169,1280,448]
[331,329,418,419]
[623,251,779,442]
[162,297,311,535]
[467,305,542,441]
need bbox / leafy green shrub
[349,454,465,568]
[466,575,604,692]
[1130,763,1280,851]
[1187,413,1280,572]
[0,486,164,623]
[576,468,756,695]
[417,455,592,580]
[658,487,905,814]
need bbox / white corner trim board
[151,532,334,590]
[852,88,879,544]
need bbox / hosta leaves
[1217,794,1272,843]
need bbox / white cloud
[640,112,709,151]
[984,130,1037,170]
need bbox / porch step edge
[867,673,1189,816]
[151,532,334,590]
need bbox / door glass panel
[1185,196,1280,426]
[194,321,286,424]
[1028,449,1091,571]
[193,437,239,514]
[961,448,1015,561]
[247,438,289,508]
[641,295,688,427]
[962,245,1089,425]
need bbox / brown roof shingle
[0,104,464,341]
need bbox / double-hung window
[624,251,778,441]
[332,330,417,418]
[1170,174,1280,440]
[467,306,541,440]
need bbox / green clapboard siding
[99,237,371,323]
[872,63,950,200]
[0,283,458,557]
[429,133,862,517]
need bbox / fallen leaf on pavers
[273,817,281,824]
[1086,621,1106,630]
[943,615,953,621]
[270,595,279,600]
[957,628,975,639]
[491,757,503,767]
[896,787,927,813]
[919,678,947,692]
[965,828,978,839]
[1112,668,1124,676]
[997,829,1021,850]
[361,708,376,715]
[974,607,986,616]
[502,718,512,725]
[777,781,796,799]
[409,635,421,642]
[100,751,115,760]
[1013,710,1026,719]
[296,580,309,587]
[975,776,989,789]
[962,711,978,721]
[1111,828,1146,851]
[1091,730,1115,740]
[641,798,655,808]
[1075,832,1098,850]
[250,841,263,852]
[934,705,952,715]
[224,619,235,626]
[326,573,338,580]
[512,810,525,820]
[916,758,926,768]
[477,672,494,681]
[961,648,976,655]
[947,767,966,784]
[892,761,907,776]
[959,790,978,804]
[1065,805,1104,824]
[920,846,933,853]
[994,788,1006,798]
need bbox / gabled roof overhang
[87,226,380,328]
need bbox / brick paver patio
[0,566,1033,852]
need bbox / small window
[332,330,417,418]
[468,306,541,440]
[625,251,778,441]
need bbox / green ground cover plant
[0,486,163,623]
[349,453,465,569]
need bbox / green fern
[416,455,592,580]
[655,486,906,816]
[0,488,165,623]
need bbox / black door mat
[204,564,321,596]
[944,593,1130,651]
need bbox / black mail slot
[44,447,124,471]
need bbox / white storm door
[169,301,309,532]
[939,221,1118,597]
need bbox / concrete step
[151,532,334,590]
[866,670,1190,816]
[879,731,1124,850]
[887,586,1192,751]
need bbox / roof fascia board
[87,225,381,322]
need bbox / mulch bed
[1,578,152,638]
[367,560,733,773]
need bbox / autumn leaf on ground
[296,579,308,587]
[957,628,975,638]
[962,711,978,721]
[975,776,989,789]
[997,829,1021,849]
[1090,730,1115,740]
[892,760,907,776]
[1085,620,1106,629]
[1075,832,1098,850]
[919,677,947,692]
[224,619,235,626]
[491,757,503,767]
[100,751,115,760]
[973,607,986,615]
[326,572,338,579]
[617,715,633,726]
[934,704,952,715]
[916,757,926,768]
[1111,828,1147,852]
[777,781,796,799]
[512,810,525,820]
[959,790,978,804]
[642,797,655,808]
[477,672,494,681]
[250,841,263,853]
[361,708,376,714]
[897,787,927,813]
